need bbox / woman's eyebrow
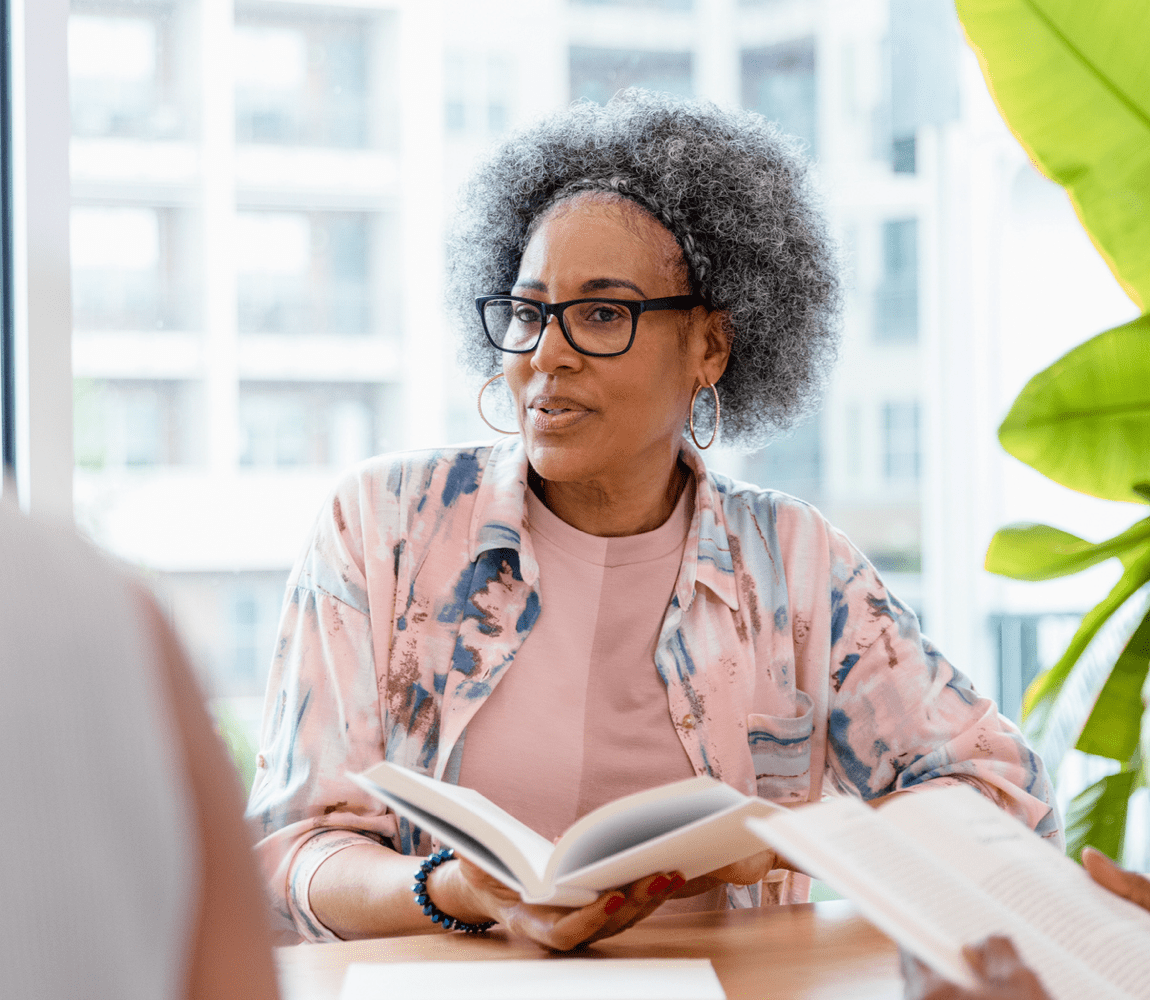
[510,277,648,296]
[580,278,646,296]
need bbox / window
[891,136,916,174]
[444,52,515,138]
[234,16,370,148]
[235,211,374,337]
[74,378,196,469]
[65,0,403,710]
[69,10,188,140]
[888,0,961,173]
[741,40,817,156]
[238,382,382,469]
[882,401,920,483]
[570,48,693,104]
[573,0,692,7]
[71,206,198,332]
[742,417,822,505]
[875,218,918,341]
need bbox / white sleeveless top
[0,499,197,999]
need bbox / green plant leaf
[985,518,1150,581]
[1133,482,1150,504]
[1076,607,1150,761]
[1142,677,1150,789]
[997,316,1150,502]
[956,0,1150,308]
[1064,769,1138,863]
[1024,545,1150,716]
[212,701,258,797]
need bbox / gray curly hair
[446,89,841,448]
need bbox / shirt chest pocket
[748,691,814,804]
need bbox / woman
[248,91,1060,951]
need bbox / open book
[745,785,1150,1000]
[348,762,778,906]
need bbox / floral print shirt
[246,437,1060,943]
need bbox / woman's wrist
[424,858,497,926]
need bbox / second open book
[747,786,1150,1000]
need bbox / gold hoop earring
[477,373,519,435]
[689,381,720,450]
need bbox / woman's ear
[700,309,732,386]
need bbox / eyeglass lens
[483,298,633,355]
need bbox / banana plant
[957,0,1150,862]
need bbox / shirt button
[257,754,267,768]
[680,714,696,730]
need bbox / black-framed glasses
[475,293,704,358]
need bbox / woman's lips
[527,402,592,432]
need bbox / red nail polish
[647,875,670,896]
[669,875,686,890]
[604,895,625,915]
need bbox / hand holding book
[444,856,688,951]
[899,852,1150,1000]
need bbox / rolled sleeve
[824,563,1061,847]
[246,465,403,942]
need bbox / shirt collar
[677,441,740,613]
[468,437,538,586]
[466,436,739,611]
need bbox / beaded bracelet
[412,848,496,934]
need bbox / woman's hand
[900,937,1052,1000]
[1082,846,1150,911]
[432,857,684,951]
[667,849,795,898]
[900,852,1149,1000]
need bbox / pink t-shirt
[458,481,726,911]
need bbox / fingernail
[604,895,625,915]
[647,875,670,896]
[669,875,686,890]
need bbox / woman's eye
[513,305,542,323]
[586,303,627,323]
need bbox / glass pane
[742,39,817,156]
[570,47,693,103]
[70,0,402,738]
[882,400,920,482]
[875,218,919,342]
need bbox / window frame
[4,0,73,517]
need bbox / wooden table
[276,900,903,999]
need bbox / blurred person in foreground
[0,496,278,1000]
[903,849,1150,999]
[248,90,1061,953]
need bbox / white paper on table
[338,958,727,1000]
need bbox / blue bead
[423,904,434,916]
[414,871,427,881]
[431,913,442,924]
[416,894,428,905]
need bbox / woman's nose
[530,313,581,373]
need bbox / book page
[549,776,751,879]
[552,797,778,901]
[349,763,555,892]
[747,791,1139,999]
[746,804,983,988]
[879,787,1150,997]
